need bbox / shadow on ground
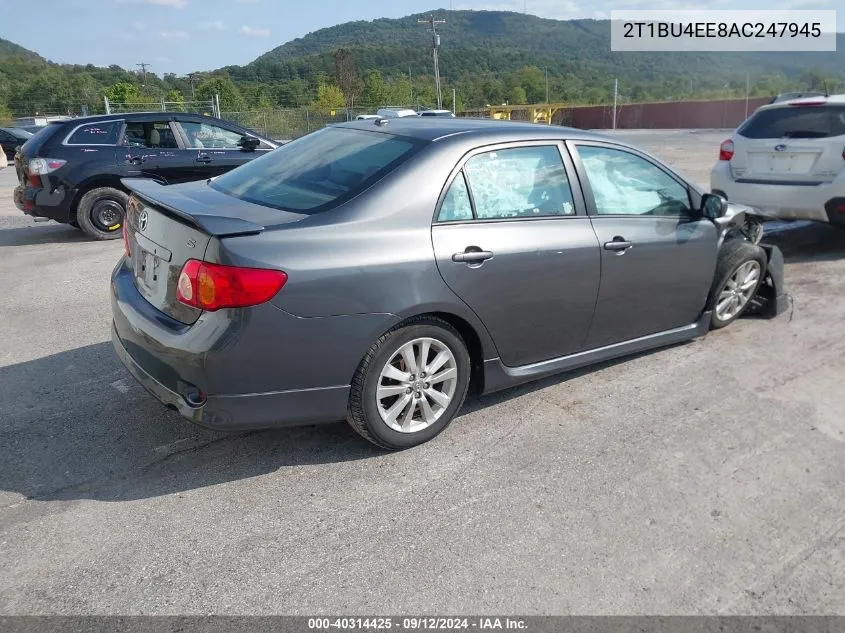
[0,336,687,504]
[0,224,93,247]
[763,222,845,264]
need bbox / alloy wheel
[376,337,459,433]
[715,260,761,322]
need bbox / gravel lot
[1,130,844,615]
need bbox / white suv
[711,95,845,226]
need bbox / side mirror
[239,136,261,151]
[701,193,728,219]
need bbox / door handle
[603,237,633,253]
[129,156,142,165]
[196,156,213,164]
[452,249,494,263]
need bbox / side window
[66,121,122,145]
[437,172,473,222]
[576,145,692,217]
[464,146,575,220]
[124,122,180,149]
[177,121,243,149]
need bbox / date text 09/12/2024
[307,618,528,631]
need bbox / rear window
[210,127,422,213]
[21,123,62,152]
[6,129,33,141]
[738,105,845,139]
[66,121,122,145]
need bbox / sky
[0,0,841,76]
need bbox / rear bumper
[711,161,843,223]
[14,183,76,223]
[111,325,349,431]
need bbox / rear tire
[707,240,767,329]
[76,187,128,240]
[347,317,471,450]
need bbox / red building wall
[558,97,771,129]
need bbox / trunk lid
[123,178,306,324]
[731,103,845,184]
[735,138,828,182]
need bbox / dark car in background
[13,113,277,239]
[111,118,787,451]
[0,127,33,160]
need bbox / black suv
[1,127,33,160]
[14,113,277,239]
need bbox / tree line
[1,43,842,121]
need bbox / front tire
[347,317,471,450]
[76,187,128,240]
[707,240,767,329]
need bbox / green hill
[228,10,844,105]
[1,10,844,118]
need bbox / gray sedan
[111,118,788,449]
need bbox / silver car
[112,118,787,450]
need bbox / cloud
[455,0,589,20]
[117,0,188,6]
[198,20,226,30]
[132,21,146,30]
[159,30,191,39]
[239,25,270,37]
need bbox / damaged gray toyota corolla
[111,118,788,450]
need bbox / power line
[418,15,446,110]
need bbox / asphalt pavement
[1,132,844,614]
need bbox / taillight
[719,139,734,161]
[122,223,131,258]
[176,259,288,311]
[27,158,66,187]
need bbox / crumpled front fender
[749,243,790,318]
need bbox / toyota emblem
[138,210,148,231]
[774,144,787,152]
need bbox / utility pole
[745,71,750,118]
[136,62,150,86]
[545,67,549,104]
[452,88,457,115]
[418,15,446,110]
[612,78,618,130]
[188,72,198,100]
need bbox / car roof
[758,93,845,111]
[52,112,234,125]
[332,117,613,144]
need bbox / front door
[431,143,601,368]
[568,142,719,349]
[174,120,262,179]
[123,120,196,184]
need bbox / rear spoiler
[121,178,264,237]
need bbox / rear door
[731,103,845,185]
[569,142,718,349]
[123,120,197,184]
[174,119,269,179]
[431,142,601,368]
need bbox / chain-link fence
[105,98,217,117]
[221,106,419,141]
